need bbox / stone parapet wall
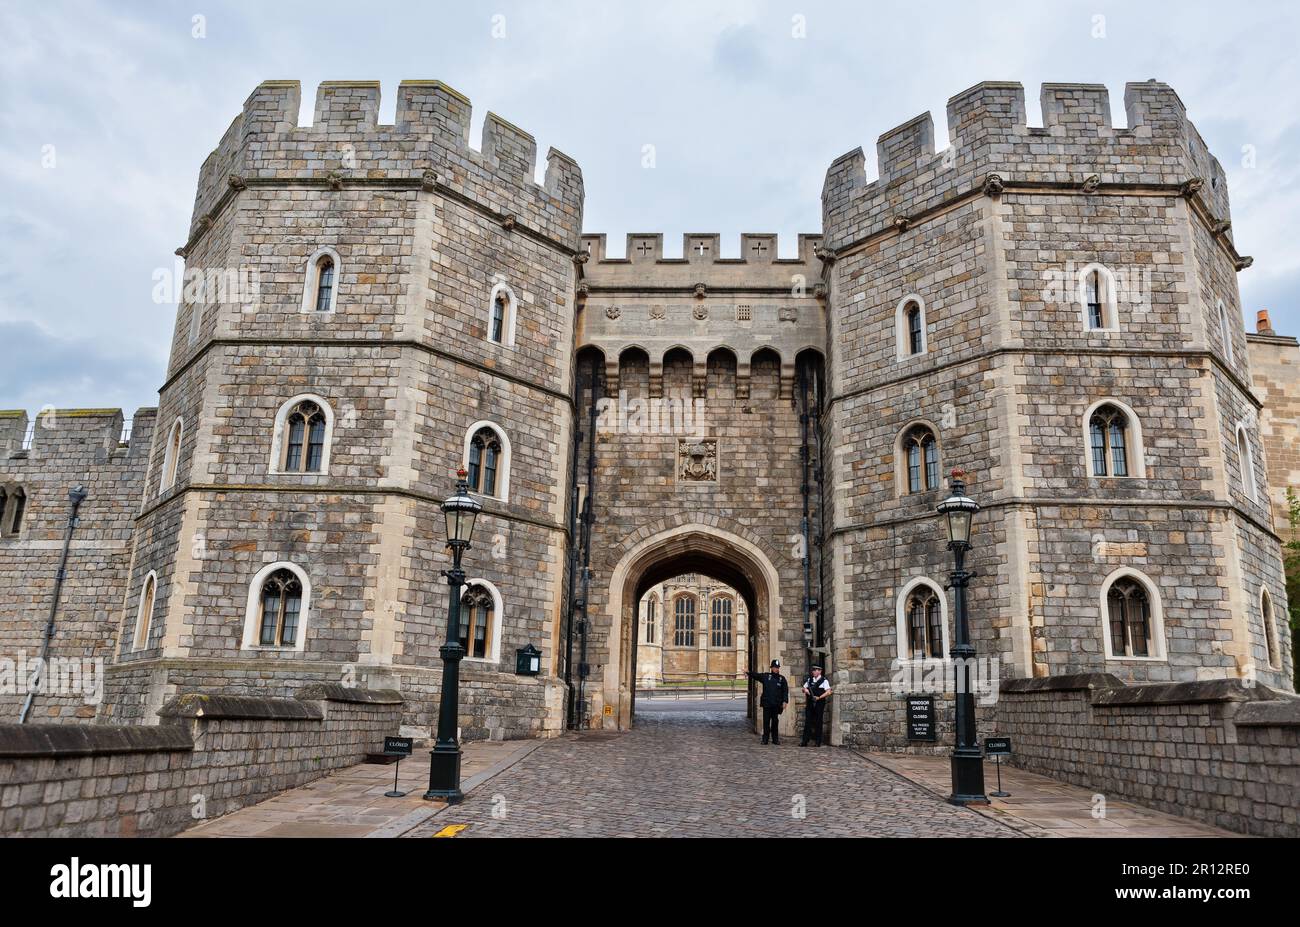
[994,674,1300,836]
[0,686,402,837]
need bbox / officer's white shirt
[805,675,831,695]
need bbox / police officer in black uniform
[747,659,789,745]
[800,664,832,747]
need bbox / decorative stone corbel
[1180,177,1205,198]
[982,172,1005,197]
[813,283,827,300]
[227,174,247,192]
[1212,219,1232,236]
[694,282,707,300]
[174,246,189,259]
[573,250,589,266]
[198,214,214,233]
[327,171,344,191]
[1234,255,1254,271]
[500,214,517,231]
[1081,174,1101,194]
[420,169,440,193]
[814,245,837,265]
[893,215,911,232]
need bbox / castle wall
[0,409,155,722]
[103,79,582,738]
[1248,325,1300,540]
[822,80,1293,749]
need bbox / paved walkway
[865,752,1235,837]
[406,710,1017,837]
[180,739,540,838]
[178,708,1236,839]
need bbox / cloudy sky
[2,0,1297,418]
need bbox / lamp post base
[423,744,463,804]
[948,749,988,806]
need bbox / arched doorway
[601,523,786,733]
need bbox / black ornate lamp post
[424,469,481,803]
[936,469,987,805]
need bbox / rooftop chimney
[1256,309,1275,335]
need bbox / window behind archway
[674,596,696,646]
[460,583,495,659]
[710,597,733,648]
[1089,404,1131,477]
[645,596,657,644]
[282,400,327,474]
[906,585,944,659]
[903,425,940,493]
[467,427,503,496]
[1107,577,1151,657]
[257,568,303,647]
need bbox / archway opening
[605,525,783,733]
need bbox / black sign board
[383,736,413,757]
[984,737,1012,757]
[905,695,936,742]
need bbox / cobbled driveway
[407,709,1018,838]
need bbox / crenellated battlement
[191,79,585,250]
[822,80,1230,248]
[0,408,155,462]
[579,232,824,290]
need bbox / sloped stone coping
[0,723,192,757]
[999,673,1123,694]
[158,692,323,721]
[1092,678,1279,707]
[1233,697,1300,726]
[296,684,403,705]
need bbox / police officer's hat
[811,664,824,671]
[770,659,781,668]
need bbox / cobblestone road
[407,710,1018,838]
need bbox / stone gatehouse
[0,78,1294,748]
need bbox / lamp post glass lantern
[936,469,987,805]
[424,469,482,803]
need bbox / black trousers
[761,706,782,742]
[802,700,826,745]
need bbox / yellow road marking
[433,824,468,838]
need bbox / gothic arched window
[1106,577,1152,657]
[674,595,696,647]
[313,255,335,314]
[2,486,27,537]
[1085,268,1105,330]
[1261,589,1280,669]
[905,585,944,660]
[645,596,657,644]
[1089,405,1131,478]
[906,303,923,355]
[467,427,503,496]
[710,597,734,648]
[257,568,303,648]
[1236,426,1257,502]
[459,583,496,660]
[903,425,940,494]
[282,400,327,474]
[160,418,183,494]
[133,572,157,651]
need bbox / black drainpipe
[20,484,88,724]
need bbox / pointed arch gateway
[602,523,785,733]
